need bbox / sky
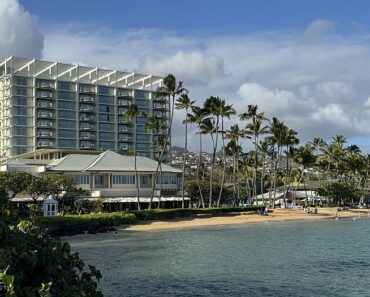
[2,0,370,152]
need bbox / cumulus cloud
[0,0,43,59]
[139,51,227,86]
[302,19,335,43]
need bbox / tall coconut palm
[187,106,208,208]
[203,96,222,208]
[175,93,195,208]
[124,104,143,210]
[217,100,236,207]
[240,105,267,202]
[294,145,317,206]
[149,74,187,209]
[257,139,274,205]
[144,115,167,208]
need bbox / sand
[120,208,370,232]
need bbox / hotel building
[0,56,169,160]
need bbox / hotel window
[99,95,114,104]
[99,123,114,131]
[59,110,75,119]
[135,99,149,108]
[58,91,75,100]
[99,86,113,95]
[59,139,76,148]
[14,107,28,116]
[14,97,28,106]
[58,81,74,91]
[99,114,114,122]
[73,174,90,185]
[15,87,27,96]
[14,76,28,86]
[14,147,28,155]
[137,134,150,142]
[100,132,114,141]
[58,100,75,109]
[99,141,114,150]
[15,127,27,136]
[14,117,27,126]
[135,90,149,99]
[99,105,115,113]
[59,120,76,129]
[14,137,27,146]
[59,129,75,138]
[112,175,135,184]
[140,176,149,185]
[94,175,104,185]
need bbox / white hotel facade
[0,56,169,160]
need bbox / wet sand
[120,208,370,232]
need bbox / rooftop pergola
[0,56,163,90]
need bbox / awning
[102,197,191,203]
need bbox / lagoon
[69,219,370,297]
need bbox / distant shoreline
[118,208,370,232]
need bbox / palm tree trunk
[209,116,219,208]
[260,155,266,205]
[134,120,140,210]
[149,95,175,209]
[197,128,205,208]
[181,109,188,208]
[217,118,226,207]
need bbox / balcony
[37,121,55,128]
[118,126,132,133]
[37,91,54,99]
[37,140,55,147]
[79,115,95,122]
[153,112,166,118]
[79,95,95,103]
[79,86,95,93]
[80,133,96,140]
[118,144,133,151]
[117,90,133,97]
[80,124,95,130]
[37,101,54,108]
[37,131,55,137]
[80,142,96,149]
[118,136,133,142]
[37,111,55,118]
[118,99,132,106]
[37,81,55,89]
[79,105,95,112]
[153,103,167,110]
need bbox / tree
[175,93,195,208]
[217,100,236,207]
[240,105,267,201]
[149,74,187,209]
[124,104,143,210]
[144,115,167,208]
[187,106,208,208]
[0,171,33,199]
[203,96,222,207]
[26,175,48,202]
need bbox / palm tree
[204,96,222,207]
[149,74,187,209]
[124,104,143,210]
[175,93,195,208]
[144,116,167,208]
[294,145,317,206]
[217,100,236,207]
[240,105,267,202]
[187,106,208,208]
[257,139,273,205]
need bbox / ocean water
[68,218,370,297]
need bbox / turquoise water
[69,219,370,297]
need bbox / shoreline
[118,208,370,232]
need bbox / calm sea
[68,218,370,297]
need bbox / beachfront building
[1,150,189,209]
[0,56,169,161]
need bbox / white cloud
[0,0,43,59]
[302,19,335,43]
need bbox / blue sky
[21,0,370,34]
[3,0,370,151]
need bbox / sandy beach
[120,208,370,232]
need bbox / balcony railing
[37,102,54,108]
[37,91,54,98]
[153,104,167,110]
[80,116,95,121]
[38,111,55,118]
[118,126,132,132]
[80,125,95,130]
[38,141,55,147]
[37,131,55,137]
[79,106,95,112]
[79,86,95,93]
[118,99,132,106]
[80,143,96,149]
[80,134,96,139]
[79,95,95,102]
[37,82,55,89]
[38,121,55,128]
